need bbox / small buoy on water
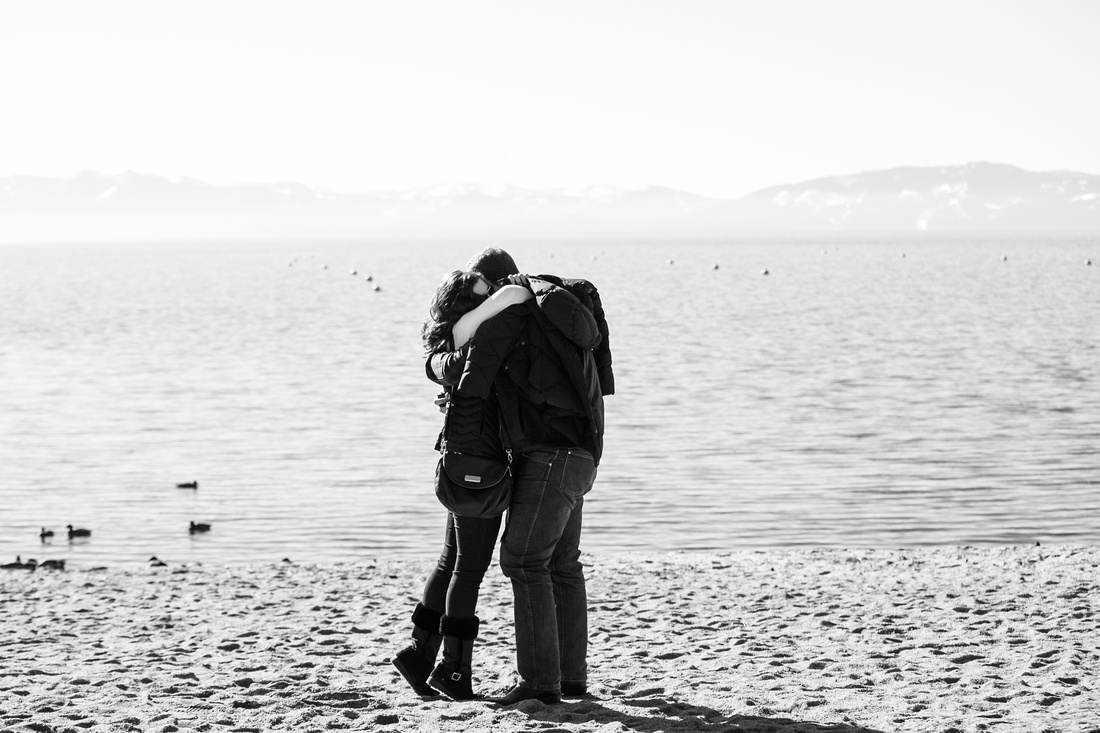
[365,274,373,282]
[350,269,358,276]
[372,285,382,292]
[761,268,770,276]
[712,263,720,270]
[1001,255,1008,262]
[1086,258,1093,266]
[901,253,906,258]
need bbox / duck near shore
[40,527,55,541]
[176,481,199,489]
[67,525,92,539]
[1,556,37,571]
[189,522,212,534]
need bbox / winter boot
[392,603,444,696]
[428,615,480,701]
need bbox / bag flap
[441,452,510,489]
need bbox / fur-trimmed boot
[428,615,480,701]
[392,603,444,696]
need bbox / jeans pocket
[552,449,596,503]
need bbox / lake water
[2,236,1098,568]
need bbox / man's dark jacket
[427,276,614,465]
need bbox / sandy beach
[2,546,1096,733]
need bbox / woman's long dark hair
[422,270,489,354]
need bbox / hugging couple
[392,247,614,705]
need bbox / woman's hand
[502,274,532,290]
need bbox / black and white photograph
[2,1,1097,731]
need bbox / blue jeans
[422,512,503,619]
[500,448,596,692]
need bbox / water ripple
[2,237,1098,566]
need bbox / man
[452,247,614,704]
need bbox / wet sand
[2,546,1097,732]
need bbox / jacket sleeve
[455,304,528,398]
[587,287,615,396]
[425,346,468,387]
[537,275,615,396]
[528,278,601,350]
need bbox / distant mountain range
[2,162,1098,242]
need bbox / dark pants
[500,448,596,692]
[422,511,502,619]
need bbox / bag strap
[438,385,454,454]
[440,386,514,466]
[494,388,517,467]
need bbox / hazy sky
[2,0,1098,198]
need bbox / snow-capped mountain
[2,163,1098,243]
[729,162,1100,232]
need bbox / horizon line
[4,160,1100,201]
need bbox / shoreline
[2,546,1096,732]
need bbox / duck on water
[1,556,37,571]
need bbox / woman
[392,270,532,701]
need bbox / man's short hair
[465,247,519,283]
